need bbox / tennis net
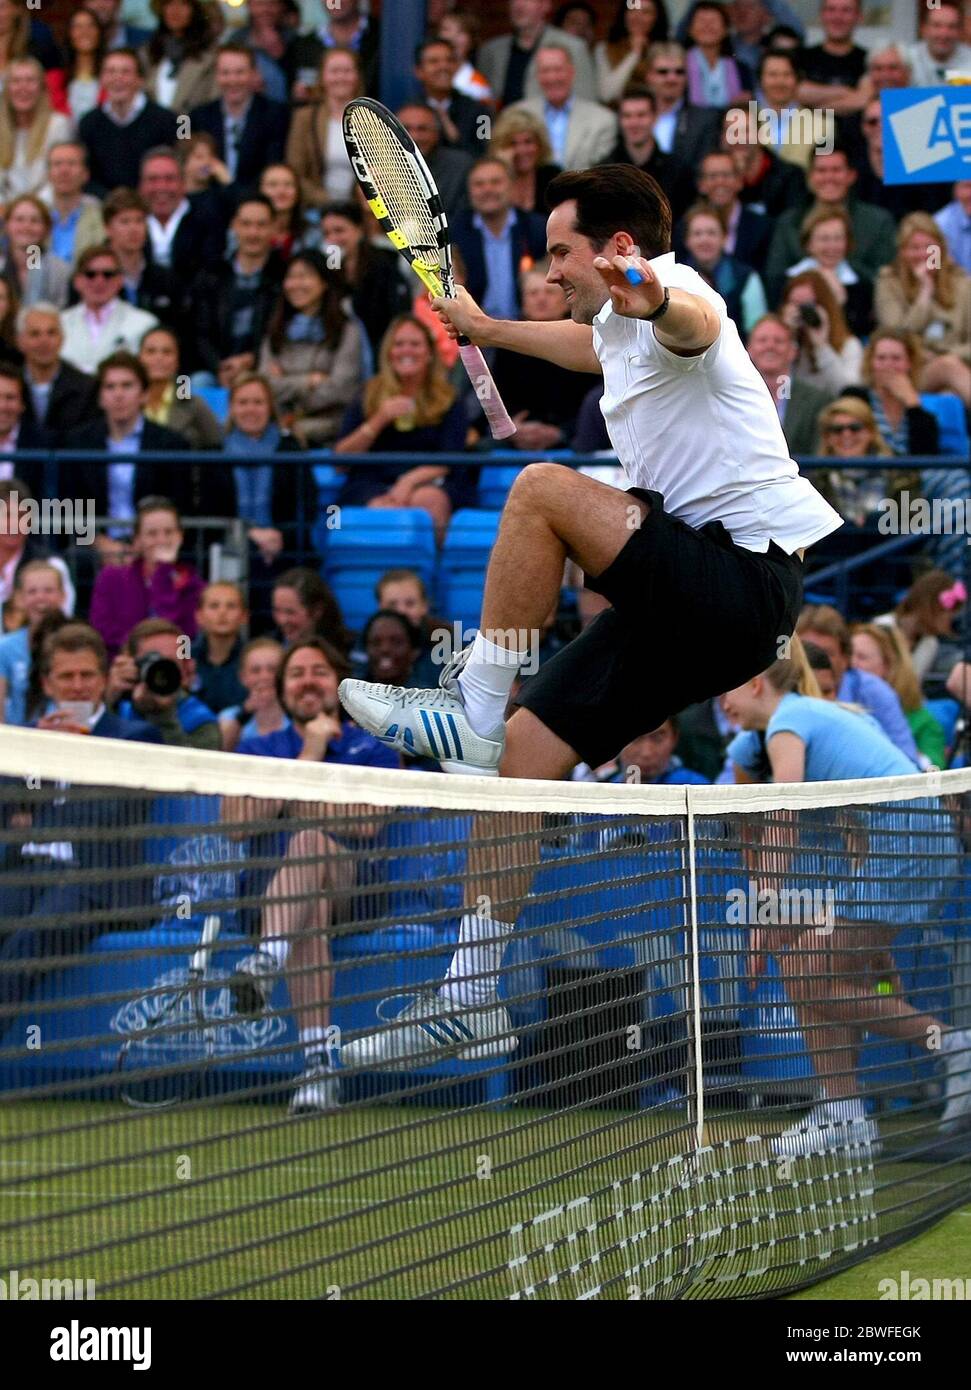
[0,728,969,1300]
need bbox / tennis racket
[117,914,222,1109]
[342,97,516,440]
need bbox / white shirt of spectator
[22,702,104,860]
[155,59,180,109]
[592,252,842,555]
[104,91,148,127]
[652,101,682,154]
[907,40,971,86]
[148,198,191,268]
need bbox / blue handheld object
[624,266,644,285]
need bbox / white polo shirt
[593,252,843,555]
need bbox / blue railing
[11,448,971,623]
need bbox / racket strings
[348,108,441,257]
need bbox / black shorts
[515,488,803,769]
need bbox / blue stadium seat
[323,507,437,632]
[920,393,970,455]
[477,465,522,510]
[313,464,344,509]
[438,509,500,636]
[195,385,230,425]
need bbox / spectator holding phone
[31,622,160,742]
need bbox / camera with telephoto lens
[798,303,822,329]
[135,650,181,698]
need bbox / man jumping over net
[338,164,843,1068]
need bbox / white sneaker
[289,1063,339,1115]
[771,1100,881,1159]
[339,647,505,775]
[940,1028,971,1134]
[341,989,518,1071]
[228,950,278,1016]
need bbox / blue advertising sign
[882,86,971,184]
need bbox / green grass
[2,1096,968,1300]
[789,1209,971,1300]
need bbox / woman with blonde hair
[874,211,971,404]
[778,269,863,393]
[0,58,74,201]
[0,0,30,89]
[724,645,969,1156]
[0,194,70,307]
[850,621,946,767]
[334,313,471,540]
[817,395,891,526]
[489,107,560,215]
[284,47,363,211]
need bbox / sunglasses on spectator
[82,268,120,279]
[653,67,685,74]
[824,422,866,434]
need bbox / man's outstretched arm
[431,286,602,374]
[593,254,720,355]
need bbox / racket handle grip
[458,343,516,440]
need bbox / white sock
[439,912,513,1007]
[261,935,290,971]
[457,631,525,738]
[818,1097,867,1122]
[300,1025,335,1069]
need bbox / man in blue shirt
[935,180,971,276]
[797,606,920,765]
[228,639,398,1115]
[451,159,547,322]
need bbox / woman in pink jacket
[89,496,204,658]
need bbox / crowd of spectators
[0,0,968,780]
[1,0,971,1114]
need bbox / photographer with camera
[105,617,221,750]
[778,269,863,395]
[89,497,205,660]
